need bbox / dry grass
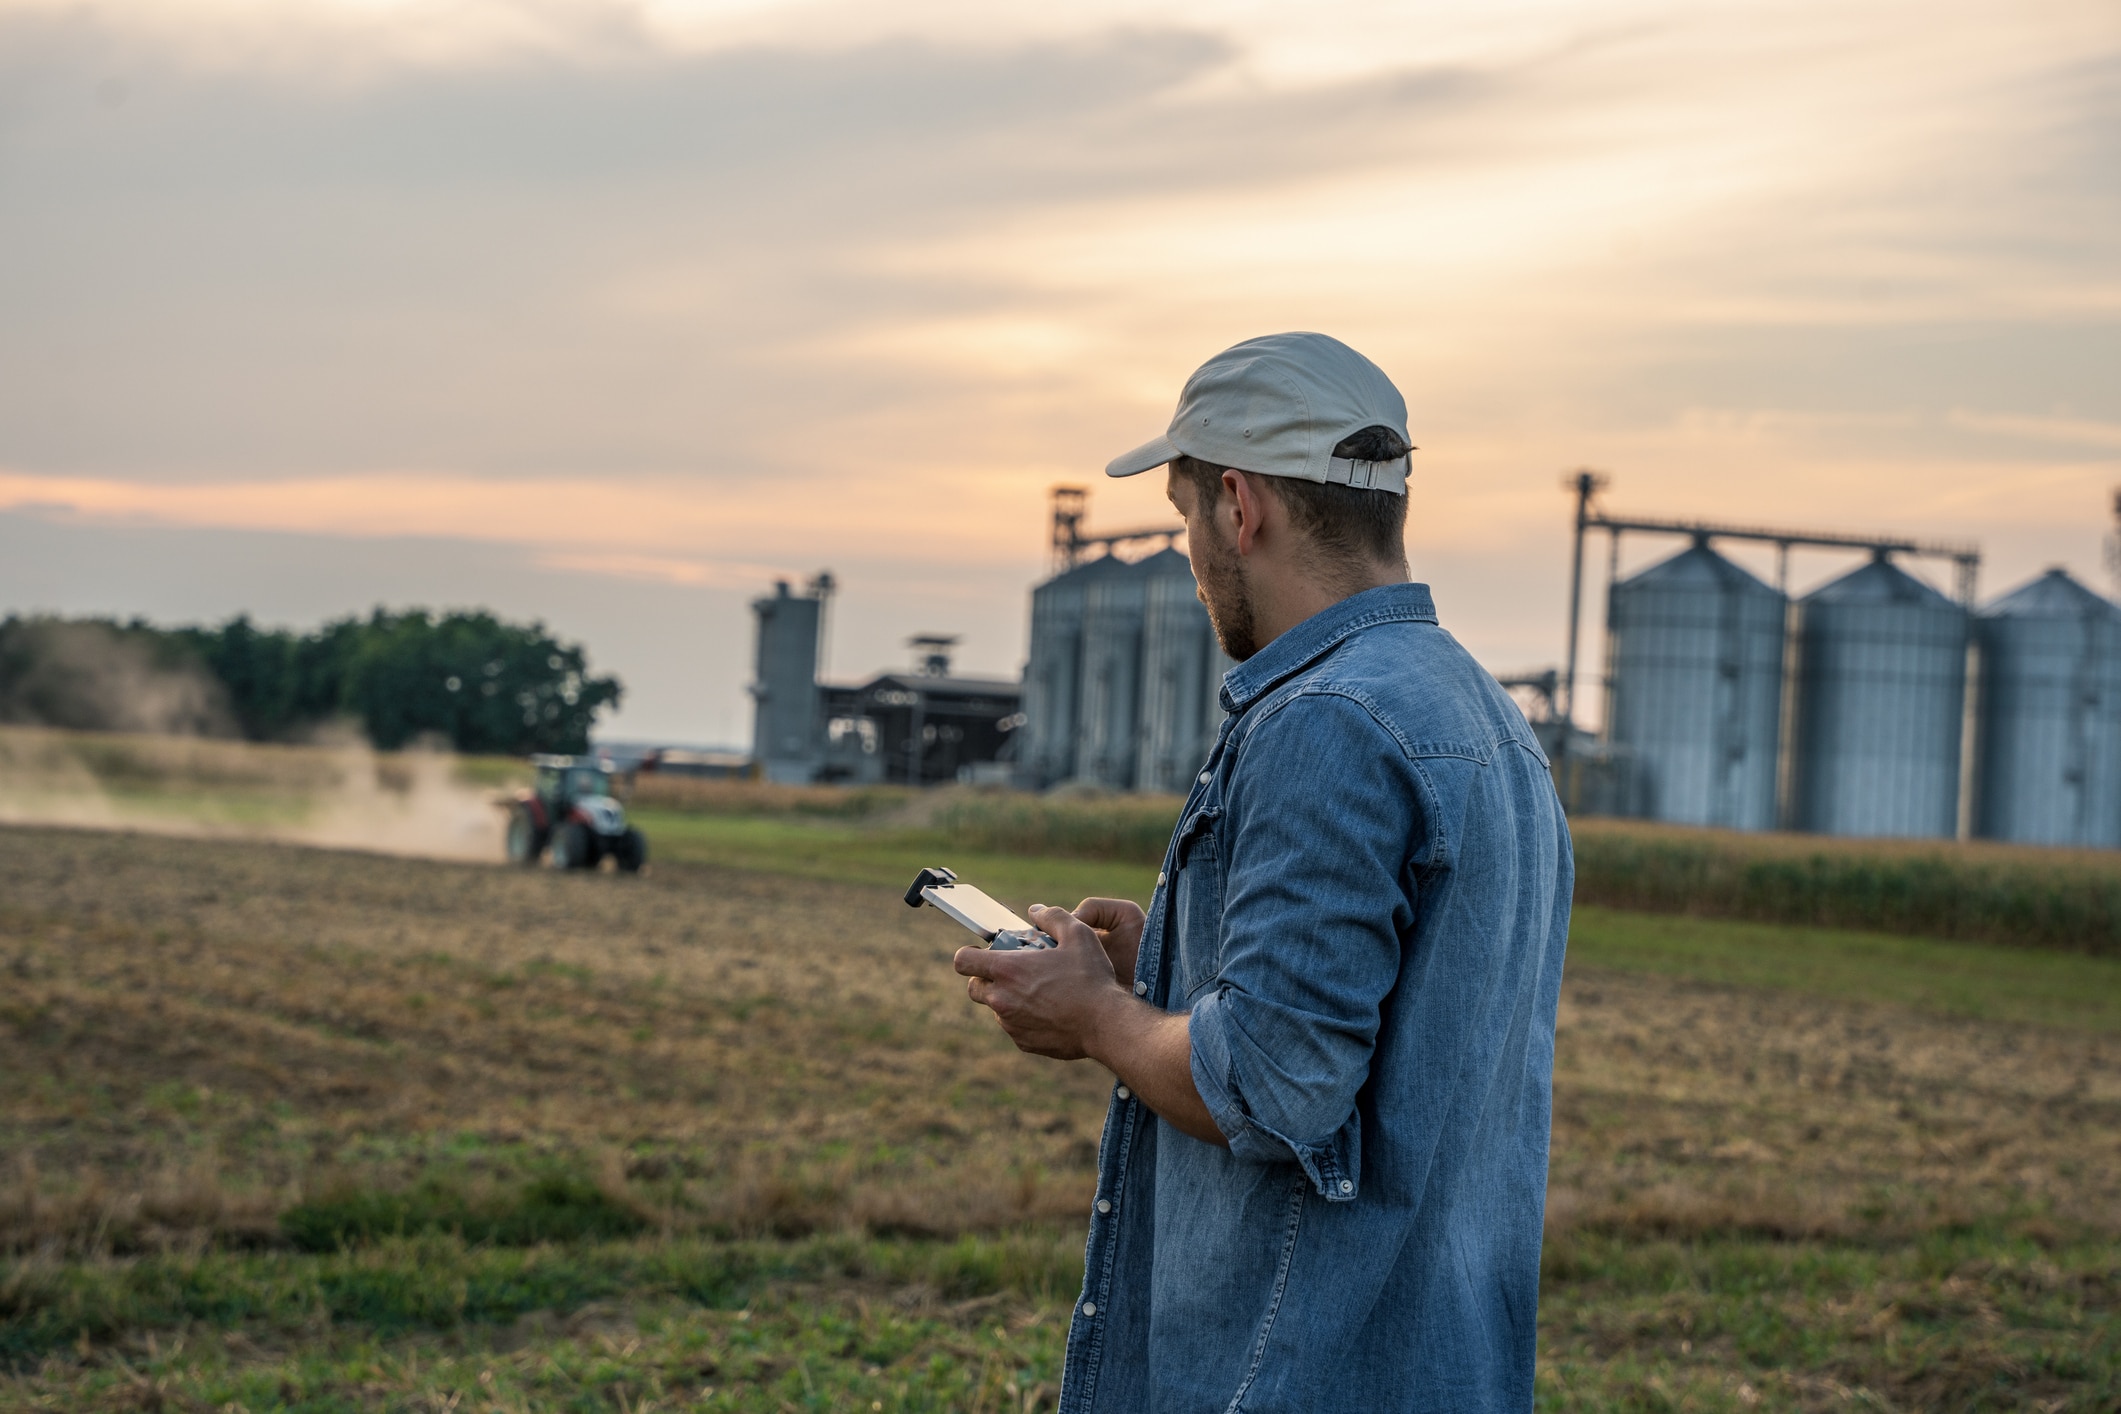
[4,823,2114,1260]
[0,825,1110,1256]
[1547,970,2121,1241]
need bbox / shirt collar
[1220,582,1438,713]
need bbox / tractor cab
[535,759,622,810]
[506,754,647,872]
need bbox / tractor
[505,754,648,872]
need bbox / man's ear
[1223,469,1269,556]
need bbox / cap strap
[1323,455,1411,494]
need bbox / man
[956,332,1572,1412]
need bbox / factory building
[749,576,1020,787]
[820,654,1022,787]
[1975,568,2121,848]
[1603,542,1786,830]
[1018,543,1230,794]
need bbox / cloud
[533,549,792,587]
[0,0,2115,736]
[1948,410,2121,451]
[0,466,1057,571]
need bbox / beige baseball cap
[1104,331,1414,495]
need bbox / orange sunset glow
[2,0,2115,740]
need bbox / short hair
[1175,425,1410,563]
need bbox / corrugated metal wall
[1019,548,1228,792]
[1135,553,1219,792]
[1018,556,1128,787]
[749,583,824,784]
[1076,560,1152,789]
[1605,542,1785,830]
[1976,568,2121,847]
[1794,558,1968,839]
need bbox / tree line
[0,609,623,756]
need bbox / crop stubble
[3,823,2113,1255]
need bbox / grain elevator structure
[1018,490,1232,793]
[1604,542,1786,830]
[1975,568,2121,848]
[1791,558,1970,839]
[1567,475,2121,847]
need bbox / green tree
[8,609,622,755]
[336,610,620,754]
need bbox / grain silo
[1018,555,1129,788]
[1075,557,1154,789]
[1134,550,1219,793]
[1794,557,1968,838]
[1604,541,1786,830]
[1976,568,2121,848]
[750,575,831,784]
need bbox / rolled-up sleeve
[1186,690,1423,1201]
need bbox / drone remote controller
[904,867,1057,950]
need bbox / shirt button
[1116,1085,1131,1100]
[1339,1179,1354,1194]
[1198,770,1211,784]
[1081,1302,1098,1317]
[1133,980,1147,996]
[1156,871,1166,888]
[1096,1198,1112,1214]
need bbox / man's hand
[953,903,1126,1060]
[954,901,1228,1147]
[1073,897,1145,988]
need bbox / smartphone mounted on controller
[905,867,1057,950]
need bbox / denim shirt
[1058,583,1572,1414]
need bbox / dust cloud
[293,736,508,861]
[0,618,236,737]
[0,725,507,863]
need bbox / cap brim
[1104,434,1181,479]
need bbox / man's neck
[1249,560,1411,650]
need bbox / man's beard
[1194,518,1259,662]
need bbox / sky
[1,0,2116,743]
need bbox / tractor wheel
[553,821,596,870]
[505,807,546,866]
[612,828,647,874]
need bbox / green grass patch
[0,1230,1087,1369]
[280,1172,647,1254]
[634,809,1159,913]
[1568,905,2121,1034]
[636,808,2121,1035]
[1536,1227,2119,1411]
[927,792,1185,864]
[637,785,2121,961]
[6,1228,2113,1409]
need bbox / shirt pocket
[1170,805,1225,1002]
